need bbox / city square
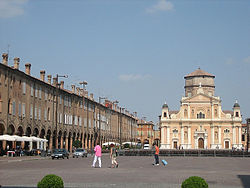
[0,0,250,188]
[1,155,250,188]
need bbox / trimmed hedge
[181,176,208,188]
[37,174,64,188]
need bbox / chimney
[84,90,88,97]
[76,87,80,95]
[90,93,94,100]
[80,89,84,96]
[60,81,64,89]
[13,57,20,69]
[40,70,45,81]
[2,53,8,65]
[53,77,57,87]
[47,75,52,84]
[25,63,31,75]
[71,85,75,93]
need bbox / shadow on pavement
[238,175,250,188]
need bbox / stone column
[238,126,241,146]
[233,126,236,145]
[219,126,221,146]
[167,127,170,145]
[21,141,25,149]
[29,141,33,151]
[70,137,73,153]
[188,126,191,148]
[211,125,214,145]
[37,141,40,149]
[55,136,58,149]
[188,105,191,119]
[181,126,184,146]
[2,141,6,150]
[60,138,63,149]
[65,137,68,151]
[211,104,214,119]
[49,137,53,150]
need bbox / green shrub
[181,176,208,188]
[37,174,64,188]
[72,140,81,149]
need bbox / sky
[0,0,250,123]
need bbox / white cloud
[146,0,174,14]
[225,58,234,65]
[0,0,29,18]
[119,74,151,82]
[243,56,250,64]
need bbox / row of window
[170,128,231,134]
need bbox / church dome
[185,68,215,78]
[162,103,168,109]
[233,102,240,108]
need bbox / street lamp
[79,81,87,148]
[98,96,107,145]
[55,74,68,149]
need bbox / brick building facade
[0,53,137,152]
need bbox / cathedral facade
[160,68,242,150]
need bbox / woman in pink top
[92,143,102,168]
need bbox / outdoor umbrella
[0,134,16,141]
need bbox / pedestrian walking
[110,146,118,168]
[153,143,159,166]
[92,142,102,168]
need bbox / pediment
[182,93,220,103]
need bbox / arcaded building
[0,53,137,152]
[160,68,242,150]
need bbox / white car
[143,144,150,150]
[73,148,87,158]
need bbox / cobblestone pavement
[0,154,250,188]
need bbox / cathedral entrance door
[173,141,177,149]
[225,141,229,149]
[198,138,204,149]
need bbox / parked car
[51,149,69,160]
[73,148,87,158]
[143,144,150,150]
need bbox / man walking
[92,142,102,168]
[153,143,159,166]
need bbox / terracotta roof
[223,110,233,115]
[185,68,215,78]
[169,111,179,115]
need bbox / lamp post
[79,81,87,148]
[55,74,68,149]
[112,100,119,145]
[98,96,106,145]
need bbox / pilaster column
[188,126,191,147]
[181,126,184,145]
[233,126,236,145]
[188,104,191,119]
[238,126,241,145]
[161,127,165,144]
[218,105,222,119]
[211,104,214,119]
[219,126,221,145]
[167,126,170,145]
[65,137,68,151]
[37,141,40,149]
[211,125,214,145]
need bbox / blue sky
[0,0,250,123]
